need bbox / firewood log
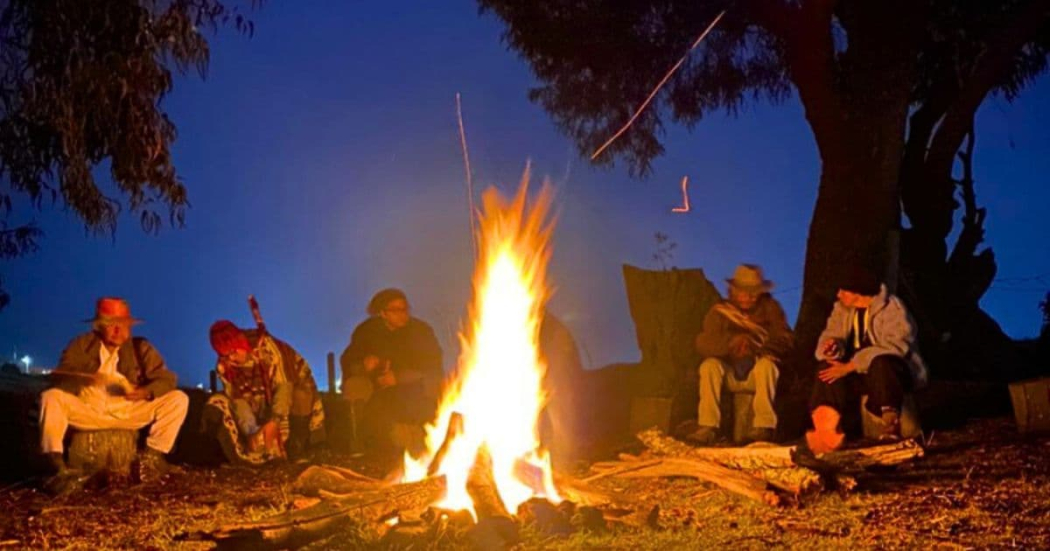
[467,446,511,520]
[193,476,447,549]
[613,458,783,506]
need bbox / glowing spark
[672,176,691,213]
[457,93,479,258]
[591,10,727,161]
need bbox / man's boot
[806,406,845,454]
[879,408,901,441]
[43,452,85,496]
[138,448,180,484]
[746,427,777,444]
[685,425,718,446]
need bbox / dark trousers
[809,355,911,418]
[361,382,432,463]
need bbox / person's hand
[125,387,153,401]
[818,361,855,384]
[821,339,842,359]
[363,355,381,372]
[375,361,396,389]
[728,334,753,359]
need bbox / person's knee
[867,355,903,378]
[698,358,725,379]
[166,390,189,411]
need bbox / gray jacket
[815,285,928,388]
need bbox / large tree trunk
[785,1,919,382]
[794,106,911,379]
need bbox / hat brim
[726,279,773,293]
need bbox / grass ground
[1,417,1047,550]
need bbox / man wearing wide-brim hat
[688,264,794,445]
[40,297,188,486]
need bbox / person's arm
[271,380,293,419]
[851,298,916,373]
[695,308,731,358]
[759,298,794,358]
[216,362,236,398]
[815,302,849,361]
[49,335,92,394]
[339,323,370,379]
[134,338,177,398]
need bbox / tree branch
[926,0,1050,177]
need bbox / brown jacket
[50,332,178,398]
[695,294,794,360]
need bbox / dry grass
[0,417,1047,550]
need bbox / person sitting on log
[807,265,928,453]
[40,297,189,485]
[205,312,326,464]
[687,264,794,445]
[340,288,443,469]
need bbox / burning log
[466,445,511,520]
[427,412,464,476]
[190,476,447,549]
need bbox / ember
[402,167,561,517]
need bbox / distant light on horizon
[20,355,31,369]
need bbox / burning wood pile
[190,174,925,548]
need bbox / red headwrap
[209,320,250,356]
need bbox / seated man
[205,320,325,463]
[340,288,442,468]
[807,266,928,453]
[40,297,189,484]
[689,265,793,444]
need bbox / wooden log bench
[67,429,138,476]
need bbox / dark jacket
[695,294,794,361]
[340,317,443,391]
[50,332,178,398]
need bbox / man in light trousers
[40,298,188,486]
[688,265,794,444]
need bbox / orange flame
[403,167,560,516]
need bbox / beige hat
[726,264,773,293]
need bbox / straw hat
[726,264,773,293]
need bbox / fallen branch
[636,428,795,469]
[190,476,447,549]
[294,466,383,498]
[611,458,783,506]
[581,459,663,483]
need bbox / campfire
[402,168,561,517]
[195,172,928,549]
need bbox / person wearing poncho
[205,320,325,463]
